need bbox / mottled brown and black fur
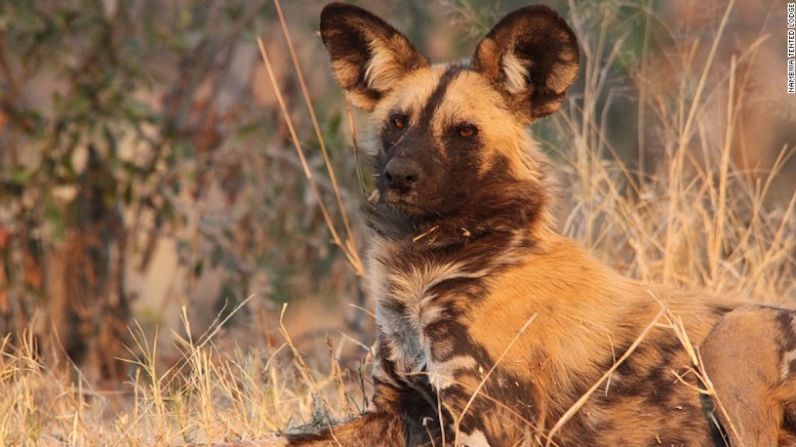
[279,3,796,446]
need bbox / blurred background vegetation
[1,0,794,389]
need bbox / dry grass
[1,0,794,445]
[556,0,795,304]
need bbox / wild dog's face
[320,3,579,234]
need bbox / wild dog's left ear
[473,5,579,121]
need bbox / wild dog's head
[320,3,579,243]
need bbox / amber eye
[457,124,477,138]
[391,114,408,130]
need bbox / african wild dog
[279,3,796,446]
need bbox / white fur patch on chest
[458,429,492,447]
[377,262,463,372]
[369,257,483,388]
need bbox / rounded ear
[472,5,579,121]
[320,2,430,111]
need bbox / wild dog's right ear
[320,3,429,111]
[473,5,579,121]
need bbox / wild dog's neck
[367,212,547,276]
[365,186,549,251]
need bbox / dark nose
[384,158,421,190]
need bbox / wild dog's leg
[285,340,440,447]
[284,404,400,446]
[285,381,425,446]
[701,306,796,447]
[429,370,531,447]
[422,335,531,447]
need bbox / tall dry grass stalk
[0,0,793,445]
[256,0,364,278]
